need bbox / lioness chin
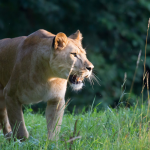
[0,29,94,140]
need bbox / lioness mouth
[69,75,83,84]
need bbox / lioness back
[0,37,26,86]
[0,29,55,87]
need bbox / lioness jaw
[0,29,94,140]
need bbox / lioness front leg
[0,85,11,136]
[46,98,65,140]
[6,96,29,140]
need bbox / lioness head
[50,30,94,91]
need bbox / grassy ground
[1,103,150,150]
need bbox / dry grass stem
[124,72,127,83]
[147,72,149,101]
[67,60,75,82]
[67,136,82,143]
[143,72,147,81]
[141,83,146,94]
[144,18,150,75]
[65,98,71,109]
[130,50,142,94]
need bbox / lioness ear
[54,32,68,50]
[69,30,83,42]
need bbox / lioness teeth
[76,77,83,82]
[76,77,80,82]
[80,77,84,81]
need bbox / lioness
[0,29,94,140]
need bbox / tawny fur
[0,29,94,140]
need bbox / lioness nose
[86,67,92,71]
[86,64,94,71]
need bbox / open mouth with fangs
[68,75,84,90]
[69,75,83,84]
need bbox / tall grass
[1,105,150,150]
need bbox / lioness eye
[71,53,77,57]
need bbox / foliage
[1,104,150,149]
[0,0,150,111]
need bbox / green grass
[1,104,150,150]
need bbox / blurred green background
[0,0,150,112]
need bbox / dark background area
[0,0,150,113]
